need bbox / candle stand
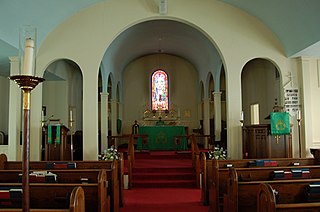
[10,75,44,212]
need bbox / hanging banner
[284,88,299,116]
[270,112,290,135]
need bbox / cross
[284,72,296,87]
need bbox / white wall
[300,57,320,157]
[0,76,9,135]
[42,81,68,126]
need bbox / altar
[137,126,187,150]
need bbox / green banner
[56,125,61,144]
[270,112,290,135]
[48,125,52,144]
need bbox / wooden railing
[201,152,207,205]
[190,134,201,188]
[127,134,135,189]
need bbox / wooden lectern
[242,124,292,159]
[44,124,71,161]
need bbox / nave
[119,150,209,212]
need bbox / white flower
[208,147,227,160]
[99,145,120,160]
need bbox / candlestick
[22,38,34,76]
[9,75,44,212]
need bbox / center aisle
[120,151,209,212]
[120,187,208,212]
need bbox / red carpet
[121,188,208,212]
[132,151,195,188]
[120,151,209,211]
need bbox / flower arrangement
[208,146,227,160]
[99,146,120,160]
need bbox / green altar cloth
[137,126,187,150]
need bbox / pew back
[257,183,320,212]
[227,167,320,212]
[0,186,85,212]
[206,158,319,212]
[0,170,106,212]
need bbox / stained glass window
[151,70,169,110]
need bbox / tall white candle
[70,110,73,122]
[41,110,45,122]
[240,111,244,121]
[297,109,301,120]
[22,38,34,76]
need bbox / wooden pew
[224,167,320,212]
[0,186,85,212]
[206,158,320,212]
[0,170,106,212]
[0,154,122,212]
[257,183,320,212]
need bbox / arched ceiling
[1,0,320,77]
[103,19,219,77]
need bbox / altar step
[134,150,192,160]
[131,151,196,188]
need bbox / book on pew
[0,189,11,206]
[291,168,302,178]
[290,168,310,178]
[307,182,320,194]
[273,170,284,179]
[248,161,256,167]
[9,188,22,199]
[0,190,10,199]
[255,160,278,167]
[19,171,57,183]
[46,162,76,169]
[284,171,292,179]
[255,160,265,167]
[302,170,311,178]
[264,160,278,167]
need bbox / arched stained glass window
[151,70,169,110]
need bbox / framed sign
[284,88,299,116]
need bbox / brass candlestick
[10,75,44,212]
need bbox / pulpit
[242,124,292,159]
[44,124,71,161]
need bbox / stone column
[213,92,222,142]
[110,99,118,136]
[203,98,210,149]
[8,56,22,160]
[100,92,109,151]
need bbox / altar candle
[41,110,45,122]
[70,110,73,122]
[240,111,244,121]
[22,38,34,76]
[297,109,301,120]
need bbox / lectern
[44,124,70,161]
[242,124,292,159]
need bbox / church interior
[1,0,320,211]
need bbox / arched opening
[42,59,83,161]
